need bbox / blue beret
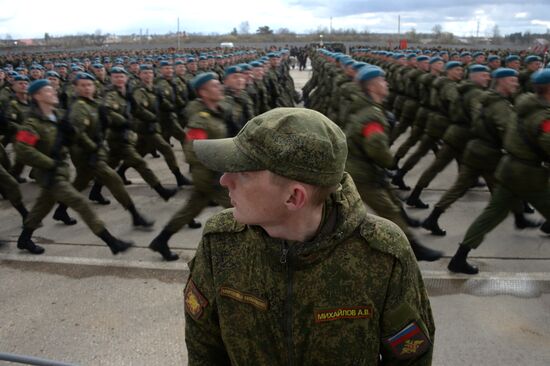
[393,53,405,60]
[8,71,18,77]
[355,66,385,82]
[423,50,432,54]
[406,53,417,60]
[28,79,50,95]
[267,52,280,58]
[129,59,139,65]
[191,72,218,91]
[249,61,262,68]
[429,57,443,64]
[46,71,60,78]
[199,56,207,61]
[239,63,252,71]
[416,56,429,62]
[525,55,542,64]
[505,55,520,63]
[71,66,84,72]
[473,52,484,58]
[487,55,500,62]
[92,63,104,69]
[44,60,52,65]
[139,64,153,71]
[14,75,30,82]
[343,58,356,66]
[352,62,369,70]
[186,57,197,64]
[492,67,519,79]
[74,72,96,83]
[110,67,127,74]
[29,65,41,70]
[224,65,242,77]
[159,61,172,67]
[174,60,184,66]
[15,67,26,71]
[460,52,471,57]
[531,69,550,85]
[445,61,462,71]
[468,64,490,73]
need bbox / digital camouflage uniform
[222,88,255,135]
[155,76,187,148]
[185,173,434,365]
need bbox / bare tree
[432,24,442,39]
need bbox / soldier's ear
[285,183,308,211]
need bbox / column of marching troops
[303,47,550,274]
[0,49,299,260]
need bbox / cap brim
[193,138,264,172]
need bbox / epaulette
[203,208,246,235]
[359,214,412,260]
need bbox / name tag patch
[314,306,373,323]
[219,287,268,311]
[383,321,430,360]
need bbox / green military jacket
[14,107,71,187]
[185,173,435,366]
[5,97,30,138]
[0,84,13,109]
[174,75,190,125]
[222,89,254,133]
[183,99,228,167]
[425,77,459,138]
[131,83,160,135]
[338,80,363,128]
[155,77,178,124]
[346,97,393,185]
[69,96,107,166]
[103,87,136,144]
[496,93,550,192]
[462,90,513,171]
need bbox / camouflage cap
[194,108,347,187]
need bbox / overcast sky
[1,0,549,39]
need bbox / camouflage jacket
[103,87,136,144]
[222,88,254,133]
[185,173,435,366]
[131,83,160,135]
[496,93,550,192]
[69,96,107,165]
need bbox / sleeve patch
[16,130,39,146]
[186,128,208,141]
[383,321,431,360]
[184,279,208,321]
[540,120,550,133]
[362,122,385,138]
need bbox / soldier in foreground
[184,108,435,365]
[14,80,132,255]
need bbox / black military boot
[149,230,179,261]
[400,207,420,227]
[53,203,78,225]
[409,239,443,262]
[14,203,28,221]
[173,169,192,187]
[391,169,410,191]
[97,229,133,255]
[406,187,429,209]
[17,228,45,254]
[540,221,550,234]
[128,204,155,228]
[153,184,177,201]
[471,177,486,188]
[89,182,110,205]
[448,245,478,274]
[514,213,541,230]
[117,166,132,185]
[422,207,446,236]
[523,201,535,214]
[188,219,202,229]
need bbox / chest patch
[314,306,373,323]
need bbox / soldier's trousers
[394,108,429,163]
[355,183,414,241]
[107,142,160,187]
[164,166,231,234]
[462,184,550,249]
[415,143,460,189]
[0,162,22,205]
[391,99,418,144]
[401,134,438,173]
[73,161,132,208]
[135,133,179,173]
[25,180,105,234]
[161,122,186,151]
[0,143,11,170]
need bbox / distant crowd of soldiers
[0,48,299,259]
[303,48,550,273]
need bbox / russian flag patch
[383,321,430,360]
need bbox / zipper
[281,241,293,366]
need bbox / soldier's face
[220,170,290,226]
[161,66,174,78]
[47,77,60,89]
[188,62,197,72]
[14,81,28,93]
[199,79,223,102]
[507,60,520,70]
[175,64,186,76]
[528,61,542,71]
[75,79,96,98]
[34,85,58,106]
[367,77,388,99]
[111,73,128,88]
[447,67,464,81]
[224,73,245,91]
[140,70,154,84]
[30,69,42,79]
[470,72,491,88]
[499,76,519,95]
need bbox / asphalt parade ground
[1,68,549,366]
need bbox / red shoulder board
[16,130,39,146]
[362,122,384,138]
[186,128,208,141]
[540,120,550,134]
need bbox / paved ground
[1,67,549,365]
